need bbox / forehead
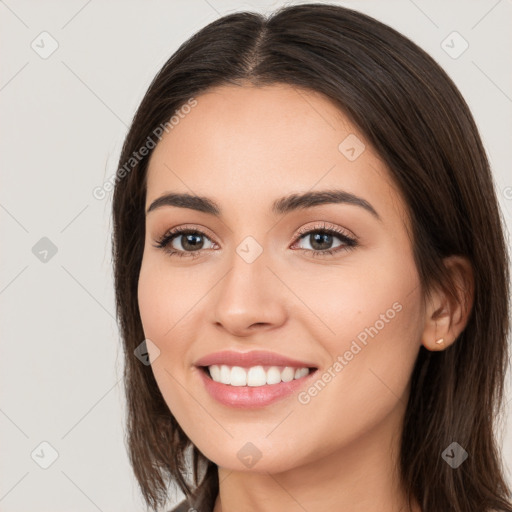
[148,84,356,176]
[145,84,409,231]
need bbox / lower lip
[197,367,317,408]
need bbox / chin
[194,438,305,474]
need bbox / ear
[421,255,474,351]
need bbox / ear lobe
[421,255,474,352]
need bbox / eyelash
[153,222,358,260]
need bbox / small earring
[435,338,444,345]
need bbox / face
[138,84,425,473]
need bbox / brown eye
[291,222,358,258]
[154,227,216,258]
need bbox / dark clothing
[168,470,217,511]
[168,499,196,512]
[168,490,216,512]
[169,497,215,511]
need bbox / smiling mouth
[200,365,318,387]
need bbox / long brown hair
[111,4,512,511]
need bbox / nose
[212,246,288,337]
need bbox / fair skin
[137,84,473,512]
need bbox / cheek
[136,256,189,379]
[281,283,422,467]
[137,261,167,342]
[292,245,422,408]
[137,259,192,415]
[292,243,421,350]
[137,255,208,397]
[137,255,195,341]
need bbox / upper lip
[194,350,317,369]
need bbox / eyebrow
[146,189,381,221]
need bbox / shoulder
[168,498,192,512]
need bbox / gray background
[1,0,511,510]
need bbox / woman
[111,3,512,511]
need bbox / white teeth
[219,365,231,384]
[295,367,309,379]
[209,364,221,382]
[281,367,295,382]
[266,366,282,385]
[247,366,267,387]
[230,366,247,386]
[207,364,311,386]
